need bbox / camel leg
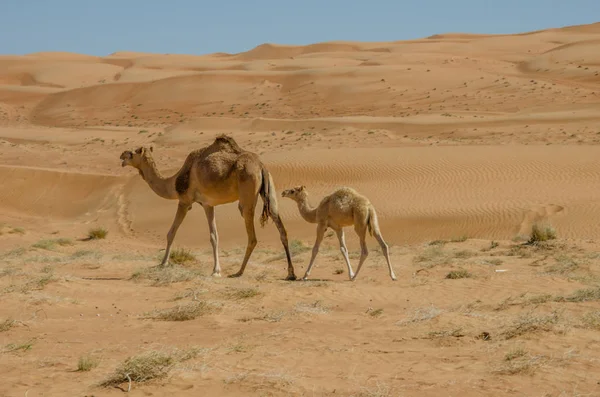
[350,225,369,281]
[334,227,355,280]
[373,231,397,281]
[303,221,327,281]
[203,205,221,277]
[159,202,190,267]
[270,211,297,280]
[228,204,257,278]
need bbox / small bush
[147,301,220,321]
[100,348,200,387]
[501,312,560,339]
[87,227,108,240]
[169,248,195,265]
[226,288,261,300]
[446,269,472,279]
[527,222,556,244]
[77,355,100,371]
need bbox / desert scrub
[87,227,108,240]
[100,348,201,387]
[527,222,556,244]
[77,355,100,371]
[501,311,560,339]
[168,248,195,265]
[225,287,261,300]
[0,318,15,332]
[32,238,73,250]
[131,265,204,286]
[446,269,472,279]
[145,301,220,321]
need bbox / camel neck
[296,197,318,223]
[139,158,178,200]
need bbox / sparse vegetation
[446,269,472,279]
[32,238,73,250]
[501,311,560,339]
[87,227,108,240]
[397,305,442,325]
[0,318,15,332]
[146,301,220,321]
[558,286,600,302]
[100,348,201,387]
[368,308,384,317]
[494,349,545,375]
[527,222,556,245]
[131,265,204,286]
[4,339,34,353]
[168,248,196,265]
[77,355,100,371]
[579,311,600,330]
[226,287,261,300]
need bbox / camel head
[120,146,153,168]
[281,185,308,202]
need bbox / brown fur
[281,185,396,281]
[120,134,297,280]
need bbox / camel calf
[281,185,396,281]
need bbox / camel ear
[149,146,153,153]
[300,185,306,190]
[135,147,143,154]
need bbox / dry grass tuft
[493,348,545,375]
[77,354,100,371]
[0,318,16,332]
[32,238,73,250]
[131,265,204,286]
[579,311,600,330]
[413,246,451,268]
[100,347,200,387]
[169,248,196,265]
[146,301,220,321]
[367,308,384,317]
[557,286,600,302]
[446,269,472,279]
[527,222,556,245]
[225,287,261,300]
[87,227,108,240]
[4,339,34,353]
[501,311,560,339]
[295,300,330,315]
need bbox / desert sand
[1,22,600,396]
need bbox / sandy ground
[1,22,600,396]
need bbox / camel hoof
[301,276,309,281]
[228,273,242,278]
[211,272,222,278]
[391,276,398,281]
[286,274,297,281]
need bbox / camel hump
[214,134,243,153]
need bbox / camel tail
[259,166,276,228]
[366,206,379,237]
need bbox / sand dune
[2,21,600,397]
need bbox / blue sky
[1,0,598,56]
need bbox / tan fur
[120,134,297,280]
[281,186,397,281]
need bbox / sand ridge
[1,21,600,396]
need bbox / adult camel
[120,134,297,280]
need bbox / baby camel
[281,186,397,281]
